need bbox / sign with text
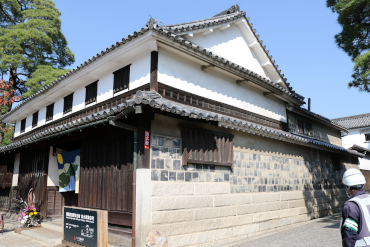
[145,131,150,149]
[64,207,99,247]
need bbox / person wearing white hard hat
[341,168,370,247]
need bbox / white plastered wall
[188,25,268,79]
[13,50,150,136]
[135,169,152,247]
[342,129,370,150]
[47,147,66,187]
[12,153,20,187]
[158,48,287,122]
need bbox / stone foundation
[151,182,346,247]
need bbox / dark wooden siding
[47,187,63,216]
[18,148,49,215]
[0,187,11,211]
[80,129,133,226]
[0,155,14,188]
[182,127,234,167]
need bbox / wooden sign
[62,207,108,247]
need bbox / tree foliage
[0,0,74,100]
[327,0,370,92]
[2,124,14,146]
[0,79,20,136]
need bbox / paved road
[232,214,342,247]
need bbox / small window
[297,118,313,137]
[365,134,370,142]
[331,155,341,170]
[46,103,54,122]
[305,122,313,136]
[181,127,234,167]
[21,118,26,133]
[63,93,73,114]
[32,111,38,128]
[297,119,305,135]
[113,65,130,93]
[85,81,98,105]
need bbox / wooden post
[150,51,158,92]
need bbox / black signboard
[64,207,98,247]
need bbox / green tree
[2,124,14,146]
[0,0,74,100]
[327,0,370,92]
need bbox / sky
[52,0,369,119]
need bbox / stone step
[20,227,62,244]
[41,220,63,232]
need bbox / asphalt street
[232,214,342,247]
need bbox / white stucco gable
[178,20,287,89]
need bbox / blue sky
[53,0,368,119]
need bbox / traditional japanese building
[0,4,363,246]
[333,113,370,192]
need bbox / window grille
[63,93,73,114]
[181,127,234,167]
[85,81,98,105]
[113,65,130,93]
[21,118,26,133]
[32,111,38,128]
[46,103,54,122]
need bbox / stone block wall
[148,123,355,246]
[151,182,347,247]
[150,134,344,194]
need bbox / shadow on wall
[232,130,358,221]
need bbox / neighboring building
[0,5,363,246]
[333,113,370,190]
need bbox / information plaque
[63,207,107,247]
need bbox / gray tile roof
[349,144,370,153]
[0,5,304,123]
[0,90,363,158]
[332,113,370,129]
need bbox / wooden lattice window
[297,118,313,137]
[46,103,54,122]
[63,93,73,114]
[85,81,98,105]
[21,118,26,133]
[32,111,38,128]
[113,65,130,93]
[297,119,305,135]
[181,127,234,167]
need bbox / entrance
[79,129,134,226]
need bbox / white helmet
[343,168,366,187]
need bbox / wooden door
[80,129,133,226]
[18,148,49,216]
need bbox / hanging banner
[57,150,81,193]
[145,131,150,149]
